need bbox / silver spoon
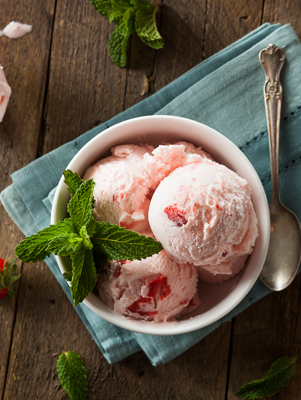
[259,44,301,291]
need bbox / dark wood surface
[0,0,301,399]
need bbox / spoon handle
[259,44,285,204]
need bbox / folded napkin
[2,23,301,367]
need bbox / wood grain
[226,275,301,399]
[153,0,207,92]
[262,0,301,38]
[204,0,263,58]
[0,0,56,397]
[42,0,129,154]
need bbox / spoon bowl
[260,202,301,290]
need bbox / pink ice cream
[83,142,210,234]
[0,66,11,122]
[148,161,258,281]
[0,22,32,39]
[97,251,199,322]
[89,141,258,322]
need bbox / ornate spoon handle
[259,44,285,205]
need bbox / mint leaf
[91,221,163,260]
[89,0,114,19]
[139,35,164,50]
[108,19,134,67]
[235,356,297,399]
[90,0,163,67]
[67,179,96,237]
[63,271,73,281]
[46,234,83,256]
[70,248,98,306]
[133,0,163,49]
[15,219,75,263]
[94,251,108,272]
[63,170,83,197]
[56,351,88,400]
[90,0,133,22]
[80,226,93,250]
[108,0,133,23]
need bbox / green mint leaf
[139,35,164,50]
[108,0,133,23]
[46,233,83,256]
[90,0,163,67]
[80,226,93,250]
[108,19,134,67]
[9,274,21,284]
[93,251,108,272]
[132,0,163,49]
[56,351,88,400]
[235,356,297,399]
[90,0,131,23]
[70,248,98,306]
[89,0,114,19]
[67,179,96,236]
[63,170,83,197]
[15,219,75,263]
[63,271,73,281]
[91,221,163,260]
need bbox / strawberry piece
[160,276,171,300]
[127,296,158,317]
[187,298,195,307]
[147,276,164,298]
[127,276,171,318]
[222,252,228,257]
[164,206,187,227]
[0,258,21,300]
[113,260,126,277]
[0,287,8,300]
[147,275,171,300]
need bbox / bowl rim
[51,115,270,336]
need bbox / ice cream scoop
[83,142,210,234]
[149,161,258,278]
[0,66,11,122]
[97,251,199,322]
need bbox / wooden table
[1,1,301,398]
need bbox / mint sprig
[15,170,163,305]
[90,0,163,67]
[56,351,88,400]
[235,356,297,399]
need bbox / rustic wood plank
[41,0,129,153]
[204,0,263,59]
[226,275,301,399]
[262,0,301,38]
[153,0,207,92]
[0,0,56,398]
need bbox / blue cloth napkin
[2,23,301,367]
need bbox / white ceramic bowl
[51,116,270,336]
